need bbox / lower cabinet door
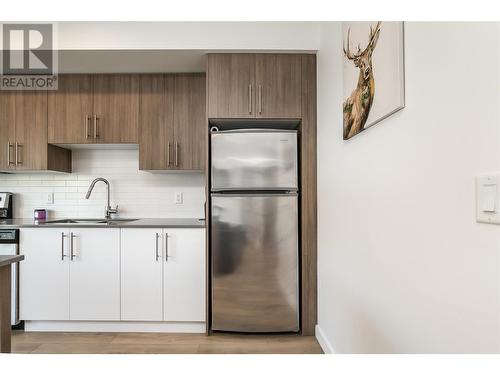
[163,228,206,322]
[20,228,70,320]
[121,228,163,321]
[69,228,120,320]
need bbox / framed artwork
[342,21,405,140]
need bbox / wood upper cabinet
[48,74,93,144]
[48,74,140,144]
[173,74,206,170]
[0,92,16,171]
[93,74,140,143]
[207,54,255,118]
[140,73,206,171]
[207,53,302,119]
[14,91,49,170]
[255,54,302,118]
[139,74,174,170]
[0,91,71,172]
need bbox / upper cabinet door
[48,74,93,144]
[14,91,48,170]
[173,74,206,170]
[139,74,175,170]
[0,92,16,171]
[93,74,140,143]
[255,54,302,118]
[207,54,255,118]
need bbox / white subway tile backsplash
[0,149,205,219]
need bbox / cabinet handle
[7,142,14,166]
[15,143,22,166]
[258,85,262,114]
[167,142,172,166]
[61,232,67,260]
[175,142,179,167]
[70,232,77,261]
[93,115,99,138]
[85,115,91,138]
[155,233,161,261]
[164,233,169,262]
[248,84,252,114]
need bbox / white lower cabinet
[21,226,205,326]
[69,228,120,320]
[163,229,206,322]
[121,228,206,322]
[20,228,120,321]
[121,229,163,321]
[20,228,70,320]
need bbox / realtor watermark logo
[0,22,58,90]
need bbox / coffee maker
[0,193,13,219]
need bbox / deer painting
[343,21,381,140]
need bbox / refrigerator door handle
[210,192,298,197]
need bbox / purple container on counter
[34,209,47,220]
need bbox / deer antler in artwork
[342,21,382,139]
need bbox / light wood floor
[11,331,323,354]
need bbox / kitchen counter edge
[0,254,24,267]
[0,218,206,229]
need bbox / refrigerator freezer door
[211,193,299,332]
[211,130,298,191]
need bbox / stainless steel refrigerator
[210,128,299,332]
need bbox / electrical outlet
[46,192,54,205]
[175,192,184,205]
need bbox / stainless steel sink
[40,218,138,225]
[106,219,138,225]
[43,219,107,224]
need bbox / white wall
[317,22,500,353]
[57,22,320,51]
[0,149,205,219]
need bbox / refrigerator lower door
[211,130,298,191]
[211,193,299,332]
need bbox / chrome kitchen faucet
[85,177,119,219]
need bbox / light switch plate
[175,192,184,205]
[46,192,54,205]
[476,173,500,224]
[482,184,497,212]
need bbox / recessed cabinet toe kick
[19,227,205,333]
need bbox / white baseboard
[315,324,335,354]
[25,321,206,333]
